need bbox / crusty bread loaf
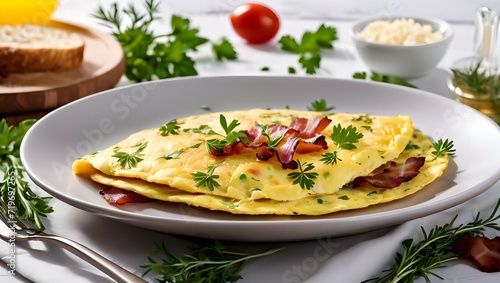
[0,25,85,74]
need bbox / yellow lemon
[0,0,59,25]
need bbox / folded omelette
[73,108,449,215]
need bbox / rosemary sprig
[0,119,53,230]
[141,240,283,283]
[364,198,500,283]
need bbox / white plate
[21,76,500,242]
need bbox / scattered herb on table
[142,239,283,283]
[0,119,53,231]
[353,71,417,88]
[278,24,338,74]
[363,198,500,283]
[93,0,237,82]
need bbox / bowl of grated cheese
[351,16,453,79]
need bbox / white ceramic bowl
[351,16,453,79]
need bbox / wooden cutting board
[0,20,125,123]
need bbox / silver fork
[0,200,147,283]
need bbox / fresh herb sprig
[93,0,237,82]
[432,138,455,160]
[353,71,417,88]
[205,115,247,153]
[112,141,148,168]
[159,119,181,136]
[142,240,283,283]
[0,119,53,231]
[191,164,220,191]
[320,124,363,165]
[307,98,334,112]
[288,160,318,190]
[364,198,500,283]
[279,24,338,74]
[255,122,285,150]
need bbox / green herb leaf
[432,139,456,160]
[0,119,53,231]
[212,37,237,61]
[112,141,147,168]
[93,0,237,82]
[307,98,334,112]
[159,119,181,136]
[352,71,367,79]
[141,240,283,283]
[278,24,338,74]
[288,160,318,190]
[158,149,184,160]
[191,164,220,191]
[371,71,417,88]
[364,198,500,283]
[255,122,285,150]
[321,124,363,165]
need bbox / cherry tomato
[230,3,280,44]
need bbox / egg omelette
[73,109,414,203]
[77,129,448,215]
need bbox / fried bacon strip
[352,156,425,189]
[212,116,331,169]
[454,236,500,272]
[100,187,151,205]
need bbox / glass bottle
[448,7,500,124]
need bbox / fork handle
[33,233,147,283]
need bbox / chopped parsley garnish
[158,149,184,160]
[338,195,349,200]
[431,139,456,160]
[160,119,181,136]
[205,115,247,153]
[288,160,318,190]
[307,98,334,112]
[255,122,285,150]
[183,125,216,135]
[351,114,373,123]
[191,164,220,191]
[321,124,363,165]
[112,141,148,169]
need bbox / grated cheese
[357,18,443,45]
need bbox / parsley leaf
[307,98,334,112]
[94,0,237,82]
[158,149,184,160]
[159,119,181,136]
[288,160,318,190]
[353,71,417,88]
[255,122,285,150]
[112,141,148,168]
[432,139,456,160]
[278,24,338,74]
[212,37,238,61]
[321,124,363,165]
[191,164,220,191]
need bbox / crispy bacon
[454,236,500,272]
[352,156,425,189]
[100,187,151,205]
[211,116,331,169]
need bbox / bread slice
[0,24,85,74]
